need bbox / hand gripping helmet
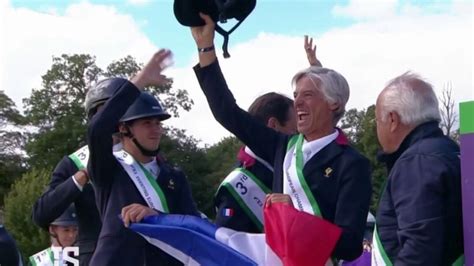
[174,0,256,58]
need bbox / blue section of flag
[130,215,257,266]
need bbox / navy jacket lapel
[303,140,345,177]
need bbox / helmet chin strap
[123,125,160,157]
[132,137,160,157]
[50,232,65,248]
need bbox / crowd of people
[0,12,465,266]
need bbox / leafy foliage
[3,168,51,259]
[0,90,26,206]
[22,54,193,169]
[340,105,387,214]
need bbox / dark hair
[248,92,294,126]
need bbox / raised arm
[191,13,287,164]
[32,157,82,229]
[304,35,322,67]
[87,50,173,187]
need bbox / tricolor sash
[283,135,335,265]
[113,146,169,213]
[219,167,271,231]
[283,134,322,217]
[371,226,392,266]
[372,227,465,265]
[68,145,89,170]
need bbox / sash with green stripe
[113,146,169,213]
[29,247,54,266]
[283,134,335,266]
[68,145,89,170]
[372,182,465,266]
[372,227,464,266]
[218,167,271,231]
[283,134,322,217]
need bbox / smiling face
[120,116,163,152]
[130,117,163,150]
[50,225,78,247]
[293,75,336,141]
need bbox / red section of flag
[223,208,234,217]
[264,203,342,266]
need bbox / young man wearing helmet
[87,50,199,266]
[30,205,79,266]
[31,80,118,265]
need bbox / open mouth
[297,111,309,121]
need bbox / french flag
[223,208,234,217]
[130,203,342,266]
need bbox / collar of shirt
[296,130,339,164]
[142,158,160,178]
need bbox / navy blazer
[214,146,273,233]
[87,78,199,266]
[194,61,372,261]
[32,155,101,263]
[376,121,463,265]
[0,226,22,266]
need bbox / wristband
[198,45,215,53]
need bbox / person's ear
[267,117,278,130]
[328,101,339,111]
[49,225,55,235]
[389,112,401,132]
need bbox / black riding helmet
[85,78,124,119]
[50,205,78,247]
[120,92,171,123]
[120,92,170,157]
[174,0,256,58]
[51,205,78,227]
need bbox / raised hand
[191,13,217,67]
[191,13,215,48]
[304,35,322,67]
[131,49,173,89]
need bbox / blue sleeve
[87,79,140,187]
[193,60,285,165]
[333,155,372,260]
[32,156,81,229]
[391,155,446,265]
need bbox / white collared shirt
[142,158,160,178]
[299,130,339,165]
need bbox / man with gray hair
[191,13,372,262]
[373,72,464,265]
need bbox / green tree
[4,168,51,260]
[201,137,242,218]
[161,135,242,218]
[23,54,193,169]
[158,127,211,216]
[340,105,387,214]
[0,90,27,206]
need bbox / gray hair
[379,72,441,126]
[291,66,350,126]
